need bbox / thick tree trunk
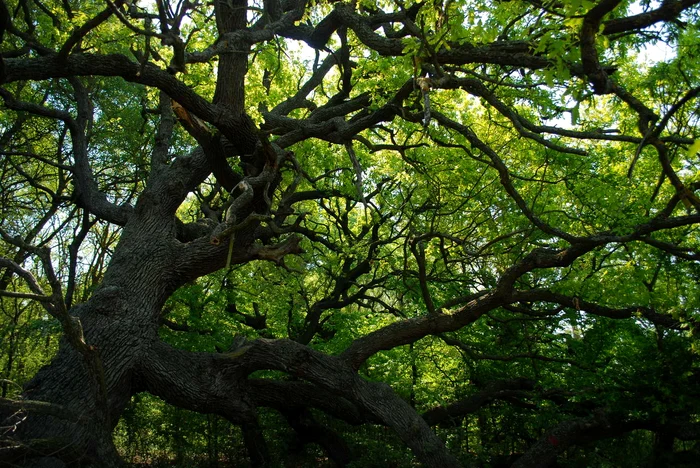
[7,237,178,465]
[1,3,462,463]
[3,150,217,466]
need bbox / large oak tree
[1,0,700,466]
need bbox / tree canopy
[1,0,700,466]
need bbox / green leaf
[688,138,700,158]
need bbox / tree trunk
[8,235,181,465]
[3,151,218,466]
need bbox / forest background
[1,0,700,466]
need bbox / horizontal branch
[141,338,462,467]
[3,53,254,150]
[602,0,700,36]
[513,289,683,329]
[0,397,84,423]
[422,378,536,426]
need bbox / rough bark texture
[1,0,700,466]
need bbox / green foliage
[2,0,700,466]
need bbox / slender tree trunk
[2,309,18,398]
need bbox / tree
[1,0,699,466]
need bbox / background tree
[1,0,700,466]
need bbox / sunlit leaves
[3,0,700,465]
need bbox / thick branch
[4,53,257,153]
[142,339,461,467]
[422,378,536,426]
[603,0,700,36]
